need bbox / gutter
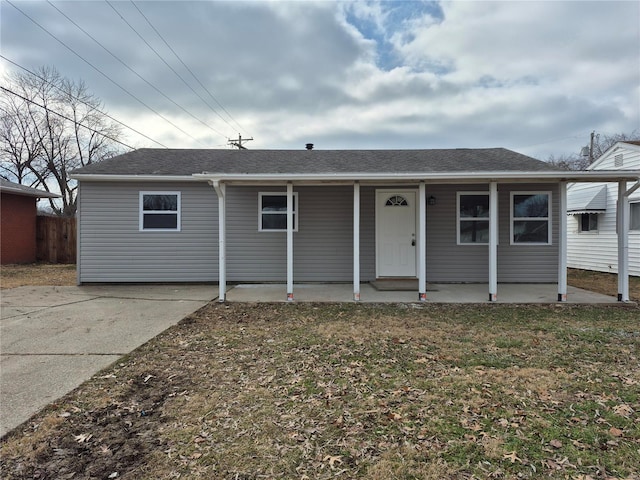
[70,174,202,182]
[193,171,640,184]
[71,171,640,184]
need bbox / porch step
[370,279,436,292]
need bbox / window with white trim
[631,202,640,231]
[457,192,490,244]
[259,192,298,231]
[578,213,598,233]
[511,192,551,244]
[140,192,181,231]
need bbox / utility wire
[1,85,136,150]
[6,0,204,146]
[131,0,249,136]
[46,1,228,141]
[0,55,169,149]
[108,0,238,136]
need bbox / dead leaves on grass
[1,303,639,479]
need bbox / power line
[0,55,169,149]
[6,0,204,146]
[131,0,250,136]
[45,1,228,141]
[107,0,239,136]
[1,85,136,151]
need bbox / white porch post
[287,182,294,301]
[618,181,629,302]
[488,182,498,301]
[558,181,568,302]
[418,182,427,301]
[213,181,226,302]
[353,182,360,301]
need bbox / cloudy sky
[2,0,639,159]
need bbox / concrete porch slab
[224,283,620,304]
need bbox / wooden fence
[36,216,76,264]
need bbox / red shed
[1,179,60,264]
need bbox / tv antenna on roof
[228,134,253,150]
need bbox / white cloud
[1,1,638,158]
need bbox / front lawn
[1,303,638,479]
[0,263,76,289]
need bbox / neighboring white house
[567,141,640,276]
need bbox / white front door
[376,190,417,277]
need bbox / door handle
[411,239,415,246]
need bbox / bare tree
[589,130,640,162]
[546,153,590,171]
[0,73,45,185]
[0,66,124,216]
[545,130,640,171]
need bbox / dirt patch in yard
[568,268,640,302]
[0,263,76,289]
[1,303,638,479]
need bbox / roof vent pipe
[305,143,314,150]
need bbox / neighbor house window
[259,192,298,231]
[631,202,640,231]
[579,213,598,233]
[511,192,551,244]
[458,192,490,244]
[140,192,180,231]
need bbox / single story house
[0,178,60,264]
[71,147,640,302]
[567,141,640,277]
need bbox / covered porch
[197,166,639,304]
[223,282,621,304]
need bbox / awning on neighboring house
[567,185,607,215]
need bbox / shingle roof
[0,178,60,198]
[72,148,561,176]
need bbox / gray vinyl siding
[425,183,559,282]
[497,184,559,282]
[78,181,559,284]
[78,181,218,283]
[227,186,362,282]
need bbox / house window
[140,192,180,231]
[631,202,640,231]
[458,192,490,244]
[511,192,551,244]
[259,192,298,231]
[579,213,598,233]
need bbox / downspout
[76,182,82,285]
[211,180,226,302]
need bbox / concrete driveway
[0,285,216,438]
